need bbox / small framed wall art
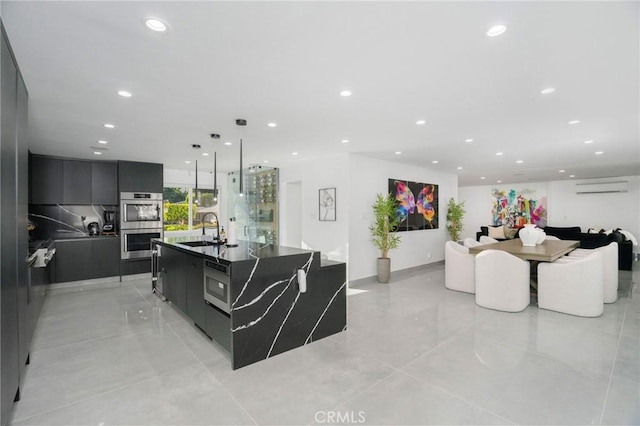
[319,187,336,221]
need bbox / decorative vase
[536,229,546,245]
[519,224,540,247]
[377,258,391,283]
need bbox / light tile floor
[9,262,639,425]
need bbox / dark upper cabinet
[118,161,163,193]
[30,156,63,204]
[63,160,92,204]
[31,156,118,205]
[91,162,117,205]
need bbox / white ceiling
[2,1,638,186]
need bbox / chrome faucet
[201,212,220,241]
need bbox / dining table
[468,239,580,262]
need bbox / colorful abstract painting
[388,179,439,231]
[491,188,547,227]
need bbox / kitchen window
[163,187,219,233]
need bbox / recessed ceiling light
[569,175,575,178]
[263,160,269,163]
[93,151,102,155]
[117,90,132,98]
[465,139,473,143]
[540,87,556,95]
[496,152,503,156]
[568,120,580,125]
[340,90,352,97]
[292,152,299,156]
[416,120,426,125]
[559,169,566,173]
[103,123,115,129]
[97,140,108,144]
[341,139,349,143]
[224,142,232,146]
[432,160,438,164]
[480,177,486,180]
[202,153,209,156]
[267,122,277,128]
[144,18,168,32]
[595,151,604,155]
[516,160,523,164]
[497,180,502,183]
[487,25,507,37]
[584,140,594,144]
[185,160,191,164]
[457,166,463,170]
[395,151,402,155]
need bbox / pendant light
[213,151,218,202]
[194,159,199,204]
[236,119,247,197]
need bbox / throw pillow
[488,225,506,239]
[503,226,518,239]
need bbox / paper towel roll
[226,218,238,246]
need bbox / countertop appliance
[102,210,116,233]
[204,260,231,313]
[87,222,100,236]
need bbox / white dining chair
[445,241,475,294]
[567,242,618,303]
[463,237,482,248]
[475,250,530,312]
[479,236,499,244]
[538,250,604,317]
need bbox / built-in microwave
[204,260,231,314]
[120,192,163,230]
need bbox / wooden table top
[468,239,580,262]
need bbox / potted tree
[369,193,401,283]
[446,197,466,242]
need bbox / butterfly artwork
[389,179,439,231]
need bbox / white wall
[459,175,640,251]
[278,154,350,264]
[347,154,458,281]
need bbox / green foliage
[163,201,193,226]
[163,187,188,204]
[369,193,401,259]
[446,197,466,241]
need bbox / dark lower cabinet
[162,247,187,313]
[55,240,93,283]
[93,239,120,278]
[205,304,231,352]
[54,238,120,283]
[120,259,151,276]
[186,256,205,328]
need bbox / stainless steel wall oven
[120,192,163,229]
[121,228,163,260]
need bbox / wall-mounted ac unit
[575,181,628,194]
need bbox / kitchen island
[152,236,347,369]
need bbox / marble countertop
[154,235,319,263]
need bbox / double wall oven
[120,192,163,260]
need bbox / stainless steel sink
[178,240,220,247]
